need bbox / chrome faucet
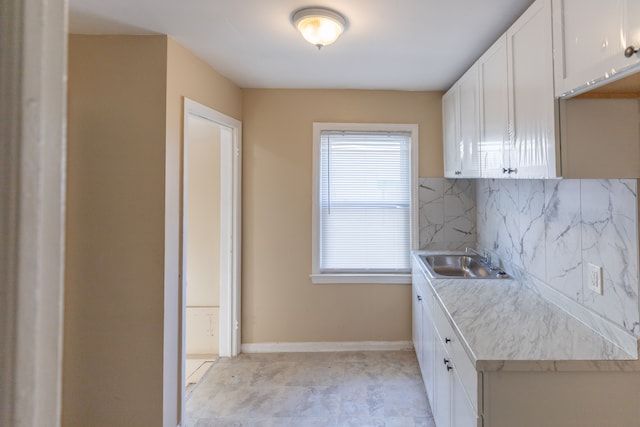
[465,247,490,265]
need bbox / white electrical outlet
[588,263,603,295]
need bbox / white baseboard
[240,341,414,354]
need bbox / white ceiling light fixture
[291,7,347,50]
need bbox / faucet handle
[484,251,504,271]
[482,249,490,261]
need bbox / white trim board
[179,98,242,427]
[1,0,67,425]
[181,97,242,360]
[241,341,414,353]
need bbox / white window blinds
[319,130,412,273]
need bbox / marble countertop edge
[477,357,640,372]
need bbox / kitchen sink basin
[419,254,509,279]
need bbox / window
[311,123,418,284]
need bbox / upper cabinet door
[478,35,510,179]
[442,67,480,179]
[554,0,640,97]
[457,65,480,178]
[442,86,461,178]
[624,0,640,65]
[507,0,559,178]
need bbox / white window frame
[311,122,419,285]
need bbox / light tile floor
[186,357,217,394]
[185,350,434,427]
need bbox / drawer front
[433,300,478,410]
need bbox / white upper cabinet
[478,35,510,178]
[458,66,481,178]
[442,86,461,178]
[442,65,480,178]
[444,0,640,179]
[507,0,559,178]
[554,0,640,97]
[456,0,559,179]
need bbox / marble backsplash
[476,179,640,344]
[418,178,476,250]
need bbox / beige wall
[65,33,441,421]
[164,37,242,424]
[65,35,243,426]
[241,89,443,344]
[64,35,168,427]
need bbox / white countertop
[413,251,640,372]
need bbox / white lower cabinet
[412,259,482,427]
[452,369,478,427]
[432,300,481,427]
[415,286,482,427]
[432,325,478,427]
[432,334,452,427]
[412,266,435,398]
[412,281,423,370]
[413,257,640,427]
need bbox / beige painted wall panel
[186,115,221,307]
[164,38,242,348]
[485,371,640,427]
[166,37,242,125]
[64,35,168,427]
[164,37,242,425]
[241,89,444,344]
[164,36,242,352]
[560,98,640,178]
[65,34,242,427]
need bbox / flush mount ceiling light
[291,7,347,49]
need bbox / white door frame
[180,98,241,418]
[1,0,67,425]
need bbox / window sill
[310,273,411,285]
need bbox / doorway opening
[181,98,242,417]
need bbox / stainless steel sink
[419,254,509,279]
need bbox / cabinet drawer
[433,300,478,410]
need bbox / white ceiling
[68,0,535,91]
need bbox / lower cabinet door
[433,336,452,427]
[452,369,478,427]
[422,293,435,400]
[412,283,423,365]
